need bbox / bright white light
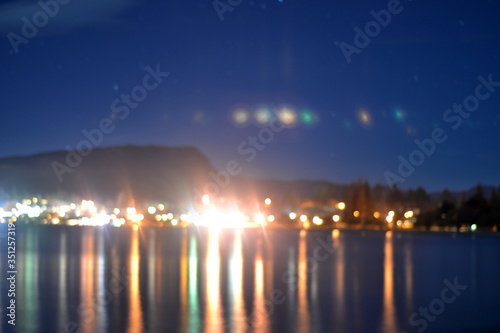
[148,206,156,214]
[332,215,340,222]
[388,211,395,217]
[337,202,345,210]
[267,215,275,222]
[254,213,265,224]
[404,211,414,219]
[126,207,136,214]
[312,216,323,225]
[386,215,393,223]
[471,224,477,231]
[300,214,307,222]
[114,208,120,215]
[264,198,271,205]
[202,194,210,205]
[180,213,188,222]
[171,218,178,226]
[289,212,297,220]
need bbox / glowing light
[254,107,272,125]
[299,214,307,223]
[171,219,179,226]
[404,211,414,219]
[232,108,250,126]
[155,215,162,222]
[158,204,165,211]
[332,229,340,239]
[374,212,380,219]
[312,216,323,225]
[388,211,395,217]
[337,202,345,210]
[332,215,340,222]
[132,224,139,231]
[299,109,318,125]
[126,207,136,214]
[32,197,38,204]
[386,215,393,223]
[353,210,360,218]
[254,214,265,224]
[357,109,372,126]
[289,212,297,220]
[52,218,60,224]
[276,106,297,127]
[180,214,188,222]
[202,195,210,206]
[148,206,156,214]
[162,214,168,222]
[471,224,477,231]
[264,198,271,205]
[396,220,402,227]
[267,215,275,222]
[114,208,120,215]
[167,213,174,220]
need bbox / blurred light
[32,197,38,204]
[312,216,323,225]
[332,229,340,239]
[396,220,402,227]
[171,219,178,226]
[299,109,318,125]
[254,107,272,125]
[264,198,271,205]
[374,212,380,219]
[404,211,414,219]
[388,211,395,217]
[148,206,156,214]
[155,214,162,222]
[162,214,168,221]
[357,109,372,127]
[289,212,297,220]
[337,202,345,210]
[114,208,120,215]
[299,214,307,222]
[386,215,393,223]
[471,224,477,232]
[41,199,48,205]
[232,108,251,127]
[332,215,340,222]
[180,214,188,222]
[167,213,174,220]
[267,215,275,222]
[126,207,136,214]
[254,214,265,224]
[276,106,297,127]
[353,210,360,218]
[52,218,60,224]
[132,224,139,231]
[158,204,165,211]
[202,195,210,206]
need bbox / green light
[300,110,315,125]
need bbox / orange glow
[127,228,144,332]
[205,229,222,333]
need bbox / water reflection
[381,231,398,333]
[188,234,200,333]
[332,229,345,331]
[127,228,144,333]
[205,229,222,333]
[80,229,95,333]
[21,227,39,333]
[297,230,310,333]
[229,231,246,333]
[58,231,68,332]
[180,231,189,332]
[252,238,269,332]
[148,231,158,332]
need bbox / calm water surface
[1,225,500,333]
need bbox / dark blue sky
[1,0,499,192]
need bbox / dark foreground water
[1,225,500,333]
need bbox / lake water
[1,225,500,333]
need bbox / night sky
[1,0,499,192]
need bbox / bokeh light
[357,109,372,127]
[276,106,298,127]
[231,107,251,127]
[254,107,273,126]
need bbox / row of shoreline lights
[230,105,319,128]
